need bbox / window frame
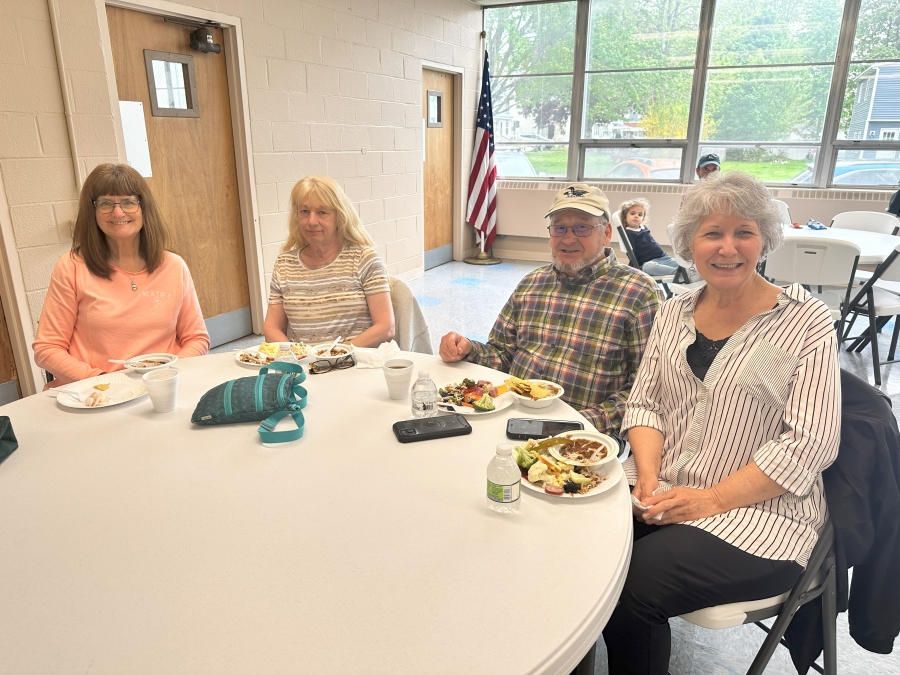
[485,0,900,189]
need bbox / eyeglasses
[547,224,601,237]
[308,355,355,374]
[94,198,141,214]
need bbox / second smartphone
[505,418,584,440]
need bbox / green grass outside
[505,152,809,184]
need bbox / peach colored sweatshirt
[33,251,210,386]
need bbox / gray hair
[671,171,783,262]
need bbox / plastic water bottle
[487,443,521,513]
[410,371,439,418]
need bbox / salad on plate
[439,378,509,413]
[514,437,607,496]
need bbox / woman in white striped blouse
[603,172,841,675]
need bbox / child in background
[619,198,680,276]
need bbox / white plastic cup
[382,359,414,400]
[143,367,180,413]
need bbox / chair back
[872,243,900,283]
[665,223,693,269]
[615,222,640,268]
[773,199,793,224]
[611,211,628,252]
[830,211,899,235]
[764,238,861,287]
[388,276,434,354]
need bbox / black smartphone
[505,418,585,440]
[393,414,473,443]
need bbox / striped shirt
[268,245,390,344]
[467,250,662,434]
[622,283,841,566]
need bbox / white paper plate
[437,380,514,417]
[549,430,619,467]
[236,343,311,368]
[56,372,147,409]
[520,458,623,499]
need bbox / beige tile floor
[218,258,900,674]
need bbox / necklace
[118,268,144,291]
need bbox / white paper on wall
[118,101,152,177]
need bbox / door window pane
[583,147,683,180]
[709,0,844,66]
[832,149,900,186]
[486,2,576,76]
[152,60,188,109]
[702,66,833,142]
[584,70,693,140]
[698,144,817,183]
[587,0,701,70]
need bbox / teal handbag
[0,416,18,465]
[191,361,308,444]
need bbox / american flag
[466,50,497,251]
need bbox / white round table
[782,225,900,265]
[0,352,632,675]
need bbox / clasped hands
[632,477,726,526]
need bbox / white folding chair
[680,520,837,675]
[842,244,900,385]
[387,276,434,354]
[763,238,860,337]
[830,211,900,235]
[665,223,705,295]
[614,221,674,298]
[773,199,793,224]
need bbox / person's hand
[631,475,659,518]
[439,332,473,362]
[641,486,724,525]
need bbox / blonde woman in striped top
[603,172,840,675]
[264,176,395,347]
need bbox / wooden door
[0,295,20,405]
[422,69,455,270]
[106,7,251,347]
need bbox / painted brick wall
[0,0,482,335]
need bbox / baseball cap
[697,153,721,169]
[545,183,611,221]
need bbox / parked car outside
[606,158,681,180]
[495,149,539,177]
[790,161,900,186]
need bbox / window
[143,50,199,118]
[486,2,576,177]
[484,0,900,187]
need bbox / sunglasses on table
[93,198,142,214]
[308,355,355,374]
[547,224,601,237]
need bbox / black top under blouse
[686,330,731,381]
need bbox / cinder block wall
[0,0,483,336]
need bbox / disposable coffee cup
[383,358,414,400]
[142,367,180,413]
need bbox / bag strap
[257,409,305,444]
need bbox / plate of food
[548,430,619,468]
[55,372,148,409]
[505,376,564,409]
[514,436,623,498]
[236,342,309,367]
[309,342,355,364]
[121,352,177,373]
[437,378,514,416]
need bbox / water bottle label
[487,480,520,504]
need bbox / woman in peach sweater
[33,164,209,387]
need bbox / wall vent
[497,180,687,194]
[783,189,891,202]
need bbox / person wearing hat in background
[439,184,663,436]
[695,153,721,180]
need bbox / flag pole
[464,31,502,266]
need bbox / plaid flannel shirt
[467,250,662,434]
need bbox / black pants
[602,519,802,675]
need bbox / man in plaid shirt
[440,184,662,435]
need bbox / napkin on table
[354,340,402,368]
